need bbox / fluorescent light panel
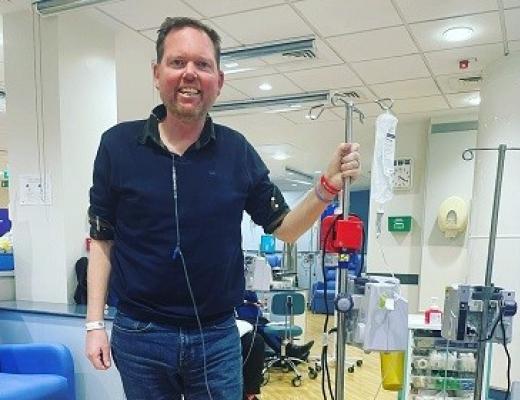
[211,91,329,112]
[221,36,315,62]
[285,166,314,181]
[35,0,110,15]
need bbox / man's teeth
[179,88,200,95]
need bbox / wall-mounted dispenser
[437,196,468,238]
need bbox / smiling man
[85,17,360,400]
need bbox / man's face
[154,27,224,122]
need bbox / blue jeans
[111,311,242,400]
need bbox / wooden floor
[261,312,399,400]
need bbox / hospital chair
[261,292,318,387]
[0,343,76,400]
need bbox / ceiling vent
[282,49,317,59]
[447,75,482,92]
[222,36,315,62]
[342,91,361,99]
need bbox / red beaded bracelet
[320,175,341,195]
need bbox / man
[85,17,360,400]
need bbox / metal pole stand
[331,94,364,400]
[462,144,520,400]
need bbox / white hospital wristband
[85,320,106,331]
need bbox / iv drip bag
[370,112,398,205]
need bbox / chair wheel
[348,366,355,373]
[308,369,318,379]
[356,360,363,367]
[261,372,270,386]
[292,377,302,387]
[281,364,290,373]
[315,364,322,372]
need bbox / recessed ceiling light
[272,152,290,161]
[467,93,481,106]
[291,183,298,187]
[443,27,474,42]
[259,83,273,91]
[224,62,239,68]
[314,170,322,174]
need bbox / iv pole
[309,94,393,400]
[462,144,520,400]
[331,93,364,400]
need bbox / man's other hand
[86,329,112,370]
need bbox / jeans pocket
[113,312,153,333]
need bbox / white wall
[418,116,477,311]
[467,52,520,389]
[4,9,116,302]
[115,28,157,122]
[58,11,117,301]
[366,119,430,313]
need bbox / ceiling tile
[216,83,248,102]
[0,0,29,14]
[425,43,503,75]
[436,73,483,94]
[263,39,343,72]
[284,64,362,91]
[327,26,418,62]
[410,12,502,52]
[202,20,242,49]
[98,0,201,31]
[351,54,430,84]
[294,0,401,37]
[446,92,481,108]
[227,74,303,97]
[394,0,498,23]
[503,0,520,8]
[185,0,285,18]
[281,108,341,124]
[221,58,282,80]
[393,96,449,114]
[509,40,520,52]
[370,78,440,99]
[505,8,520,40]
[139,20,241,49]
[211,5,312,45]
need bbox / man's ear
[217,69,224,95]
[152,62,160,90]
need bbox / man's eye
[171,59,185,68]
[197,61,210,70]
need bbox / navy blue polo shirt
[89,105,289,327]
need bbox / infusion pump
[441,285,517,343]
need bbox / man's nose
[183,62,198,80]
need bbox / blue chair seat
[264,323,303,337]
[0,373,69,400]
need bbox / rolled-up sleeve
[88,133,117,240]
[244,142,290,234]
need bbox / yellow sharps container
[380,351,405,391]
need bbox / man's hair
[156,17,222,67]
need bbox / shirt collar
[138,104,216,151]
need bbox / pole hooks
[462,145,520,161]
[331,92,365,124]
[307,104,325,120]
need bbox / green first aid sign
[388,216,412,232]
